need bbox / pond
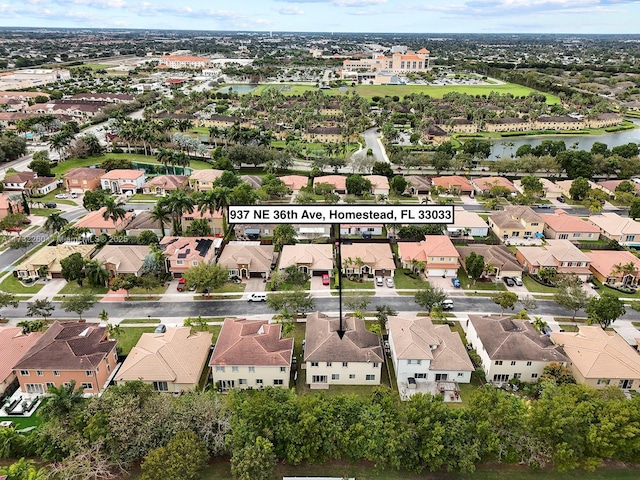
[487,119,640,160]
[216,84,259,94]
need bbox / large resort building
[342,49,430,83]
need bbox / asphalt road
[362,127,388,163]
[2,296,640,322]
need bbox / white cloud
[275,5,304,14]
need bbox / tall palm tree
[40,380,85,420]
[211,186,232,235]
[164,190,194,234]
[150,201,172,237]
[85,259,109,287]
[43,212,69,233]
[102,197,127,228]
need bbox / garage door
[249,271,264,278]
[427,269,445,277]
[312,270,327,276]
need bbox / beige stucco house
[588,212,640,247]
[397,235,460,277]
[340,243,395,277]
[15,244,94,280]
[217,241,276,279]
[278,244,333,277]
[488,206,544,244]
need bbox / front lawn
[0,275,44,294]
[522,274,557,294]
[58,282,108,295]
[337,277,375,290]
[393,268,425,289]
[30,207,62,216]
[457,268,506,291]
[129,194,161,201]
[129,283,169,295]
[114,326,157,355]
[32,188,78,206]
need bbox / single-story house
[74,206,134,235]
[456,244,522,281]
[471,176,516,194]
[365,175,390,196]
[15,244,95,280]
[540,209,601,240]
[189,169,225,192]
[340,243,395,277]
[588,212,640,247]
[93,245,151,277]
[278,244,333,276]
[313,175,347,194]
[125,211,172,237]
[217,241,276,279]
[447,208,489,237]
[586,250,640,287]
[142,175,188,196]
[431,175,474,195]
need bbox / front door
[240,268,248,278]
[619,379,633,389]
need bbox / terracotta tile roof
[589,212,640,236]
[143,175,187,190]
[0,327,42,383]
[210,319,292,367]
[189,169,225,183]
[314,175,347,190]
[456,245,522,273]
[63,167,106,180]
[586,250,640,279]
[473,177,516,192]
[516,239,590,267]
[116,327,212,384]
[160,236,217,263]
[74,207,133,231]
[365,175,390,190]
[540,210,600,234]
[279,244,333,271]
[304,312,383,363]
[469,315,568,362]
[100,169,144,181]
[398,235,460,263]
[13,322,116,371]
[431,175,473,192]
[279,175,308,191]
[551,327,640,380]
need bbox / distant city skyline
[2,0,640,34]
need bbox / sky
[2,0,640,34]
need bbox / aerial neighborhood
[2,27,640,479]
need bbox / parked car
[441,299,454,310]
[512,277,523,286]
[248,293,267,302]
[537,204,551,209]
[386,277,394,288]
[44,202,57,208]
[54,193,68,199]
[556,196,566,203]
[177,278,186,291]
[503,277,515,287]
[70,192,78,199]
[154,324,167,334]
[451,277,461,288]
[376,276,384,287]
[322,273,330,286]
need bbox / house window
[332,374,340,380]
[86,370,93,376]
[311,362,319,367]
[366,374,375,381]
[440,257,444,262]
[510,361,516,366]
[45,382,55,390]
[153,381,168,391]
[527,361,532,366]
[573,233,581,238]
[597,378,610,386]
[20,370,29,376]
[273,379,284,385]
[326,362,332,367]
[176,260,184,265]
[626,235,635,242]
[493,374,509,382]
[25,384,44,394]
[232,366,239,372]
[342,362,348,368]
[408,359,421,365]
[107,364,111,372]
[36,370,43,376]
[531,373,538,379]
[192,261,199,266]
[458,373,464,377]
[280,367,286,372]
[531,222,539,226]
[215,366,225,372]
[524,231,532,237]
[494,361,502,366]
[256,379,263,385]
[239,379,247,385]
[81,382,93,390]
[349,374,356,379]
[435,374,448,381]
[54,370,60,376]
[513,373,521,379]
[559,234,569,239]
[249,367,255,373]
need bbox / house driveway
[310,276,331,297]
[243,277,266,298]
[425,275,460,294]
[459,195,479,206]
[31,278,66,300]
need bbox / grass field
[393,268,425,289]
[0,275,44,294]
[58,282,108,295]
[522,274,557,294]
[51,154,212,175]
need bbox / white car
[386,278,394,288]
[54,193,68,199]
[375,276,384,287]
[70,192,78,199]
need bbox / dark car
[503,277,515,287]
[44,202,57,208]
[556,196,566,203]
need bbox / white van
[441,299,454,310]
[248,293,267,302]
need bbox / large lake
[488,119,640,160]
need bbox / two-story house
[100,169,145,195]
[488,206,544,244]
[467,315,568,385]
[305,312,383,387]
[210,318,293,391]
[0,327,42,401]
[2,172,58,196]
[63,167,106,193]
[189,170,224,192]
[515,239,592,281]
[12,322,118,395]
[160,237,218,277]
[398,235,460,277]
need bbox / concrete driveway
[243,278,266,297]
[426,275,460,294]
[310,275,332,297]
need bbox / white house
[100,169,146,194]
[447,208,489,237]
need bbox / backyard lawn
[0,275,44,294]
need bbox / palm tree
[40,380,85,420]
[102,197,127,228]
[611,262,637,286]
[107,322,123,338]
[85,260,109,287]
[43,212,69,233]
[150,201,172,237]
[210,186,232,235]
[164,190,194,234]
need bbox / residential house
[14,244,94,280]
[304,127,343,143]
[210,318,293,391]
[2,172,57,195]
[142,175,188,196]
[397,235,459,277]
[488,206,544,244]
[341,243,395,277]
[471,176,516,194]
[305,312,383,387]
[115,327,212,393]
[125,211,172,237]
[365,175,390,196]
[160,237,218,277]
[447,208,489,237]
[340,224,384,237]
[0,327,42,400]
[279,175,309,193]
[550,326,640,390]
[63,167,106,193]
[540,209,600,240]
[588,212,640,247]
[404,176,431,195]
[74,207,133,236]
[387,315,474,398]
[189,169,224,192]
[515,239,592,281]
[0,193,23,221]
[555,179,599,199]
[514,177,563,199]
[100,169,145,195]
[295,224,332,240]
[596,180,640,198]
[182,206,224,237]
[431,175,474,195]
[93,245,151,277]
[241,175,262,191]
[313,175,347,194]
[12,322,118,394]
[467,315,568,385]
[586,250,640,287]
[279,244,333,277]
[217,241,276,279]
[456,245,523,281]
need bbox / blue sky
[2,0,640,33]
